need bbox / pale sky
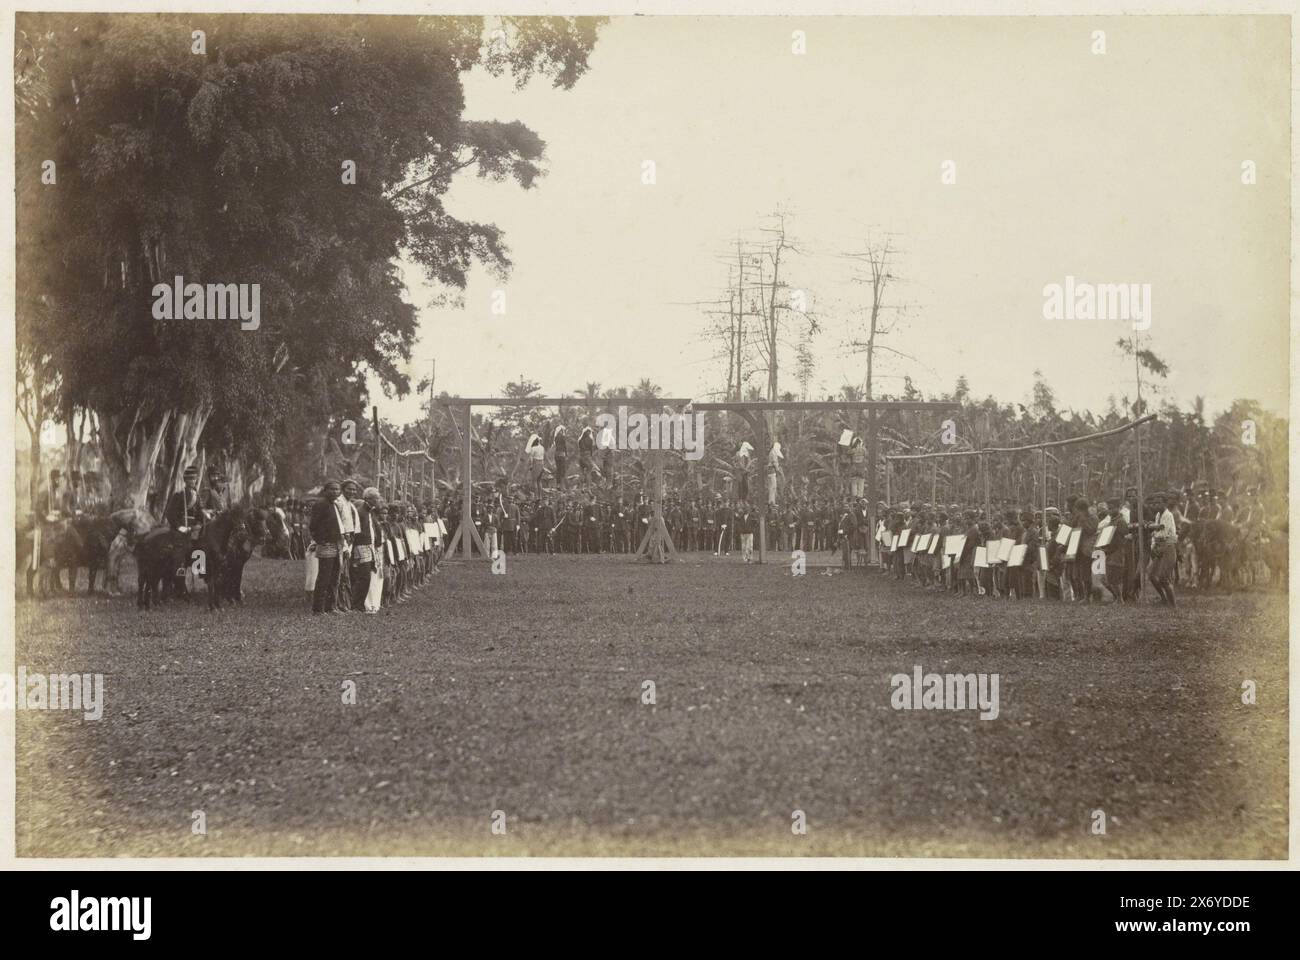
[375,15,1290,424]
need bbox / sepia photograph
[4,3,1292,874]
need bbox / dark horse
[17,509,149,597]
[213,507,269,605]
[197,506,267,610]
[135,527,192,610]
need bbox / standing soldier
[765,499,780,555]
[534,495,555,555]
[783,498,799,553]
[635,494,653,551]
[612,496,630,553]
[502,494,520,554]
[836,497,855,569]
[703,495,718,552]
[683,498,699,553]
[583,495,602,553]
[800,497,817,553]
[713,496,732,556]
[737,501,757,563]
[666,497,683,551]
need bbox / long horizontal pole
[692,400,957,412]
[439,397,693,407]
[884,414,1157,462]
[438,397,956,412]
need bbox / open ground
[15,554,1287,858]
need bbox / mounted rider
[203,465,232,515]
[165,465,205,541]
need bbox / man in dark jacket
[309,480,345,614]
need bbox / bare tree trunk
[99,407,174,514]
[27,422,41,516]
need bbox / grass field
[14,552,1288,858]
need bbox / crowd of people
[279,476,1284,608]
[26,446,1284,610]
[871,483,1282,604]
[283,479,443,614]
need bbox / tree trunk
[27,421,41,516]
[98,407,174,514]
[100,402,210,516]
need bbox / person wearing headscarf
[524,432,546,497]
[335,479,362,611]
[578,426,596,485]
[1145,493,1179,606]
[552,424,568,491]
[767,440,784,507]
[309,480,346,614]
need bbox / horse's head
[264,509,290,549]
[110,507,154,544]
[226,504,251,539]
[247,507,271,544]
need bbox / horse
[196,505,257,611]
[261,509,292,559]
[135,527,192,610]
[215,507,269,604]
[21,515,90,597]
[54,515,112,593]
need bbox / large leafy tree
[17,12,603,508]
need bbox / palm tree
[631,378,662,401]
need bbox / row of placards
[382,521,447,566]
[881,527,1099,564]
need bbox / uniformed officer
[204,466,231,515]
[166,465,204,537]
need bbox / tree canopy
[17,13,603,506]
